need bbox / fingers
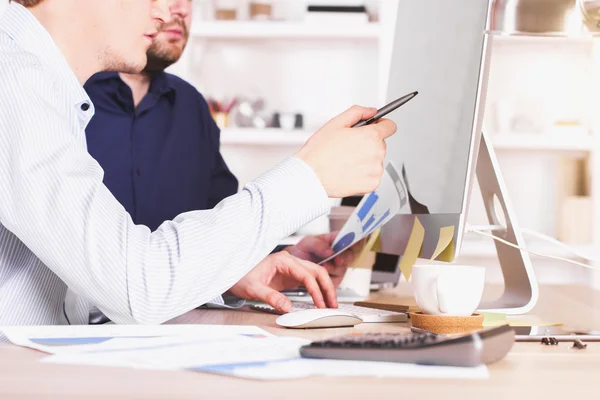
[323,231,338,245]
[251,284,293,313]
[331,105,378,128]
[295,258,338,309]
[295,235,334,260]
[277,252,337,309]
[324,263,348,288]
[372,118,397,139]
[282,259,326,308]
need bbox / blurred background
[3,0,600,289]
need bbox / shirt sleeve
[0,66,330,325]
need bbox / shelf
[490,34,596,45]
[220,128,312,146]
[220,130,595,149]
[491,133,594,152]
[459,237,598,261]
[192,21,382,40]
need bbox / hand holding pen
[294,91,417,198]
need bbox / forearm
[0,118,328,324]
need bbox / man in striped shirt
[83,0,355,291]
[0,0,396,333]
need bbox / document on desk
[320,161,410,265]
[1,324,272,355]
[39,334,489,381]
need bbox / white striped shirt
[0,3,329,338]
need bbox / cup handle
[435,275,448,314]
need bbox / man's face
[98,0,170,74]
[145,0,193,72]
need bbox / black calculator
[300,325,515,367]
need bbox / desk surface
[2,284,600,399]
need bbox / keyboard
[299,325,515,367]
[250,302,407,323]
[282,287,366,303]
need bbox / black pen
[352,91,418,128]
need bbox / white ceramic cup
[412,264,485,316]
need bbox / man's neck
[119,73,152,108]
[29,5,99,85]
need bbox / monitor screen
[378,0,491,259]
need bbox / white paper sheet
[195,358,490,380]
[319,161,410,265]
[42,336,308,370]
[40,334,489,381]
[1,324,272,354]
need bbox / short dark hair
[11,0,45,7]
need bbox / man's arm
[0,67,330,325]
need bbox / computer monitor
[378,0,538,314]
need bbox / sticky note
[484,320,564,327]
[482,313,506,327]
[399,217,425,281]
[425,225,455,263]
[352,229,381,269]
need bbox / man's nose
[151,0,173,25]
[169,0,191,20]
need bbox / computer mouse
[275,308,362,329]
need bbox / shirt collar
[88,71,175,96]
[148,72,175,98]
[0,2,94,121]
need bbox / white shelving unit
[220,128,311,146]
[179,4,600,287]
[460,236,599,260]
[192,21,382,40]
[178,1,400,190]
[491,34,596,45]
[491,132,594,153]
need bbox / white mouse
[275,308,362,329]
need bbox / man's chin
[102,56,147,75]
[143,57,178,73]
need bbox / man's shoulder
[0,35,52,97]
[163,73,208,104]
[0,33,47,76]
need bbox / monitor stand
[474,131,539,314]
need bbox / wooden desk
[1,284,600,399]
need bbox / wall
[178,2,599,286]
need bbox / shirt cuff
[201,295,247,310]
[250,156,330,238]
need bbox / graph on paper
[319,161,409,265]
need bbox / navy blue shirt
[84,72,238,232]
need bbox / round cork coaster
[410,312,484,335]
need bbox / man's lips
[144,32,157,44]
[162,28,184,39]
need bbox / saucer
[410,312,484,335]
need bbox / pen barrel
[352,120,368,128]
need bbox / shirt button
[136,168,142,176]
[81,103,90,111]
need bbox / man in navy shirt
[84,0,357,291]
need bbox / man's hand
[295,105,397,198]
[285,232,360,286]
[227,251,338,313]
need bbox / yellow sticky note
[428,225,455,263]
[398,217,425,281]
[482,313,506,327]
[353,229,381,268]
[372,230,382,253]
[486,320,564,327]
